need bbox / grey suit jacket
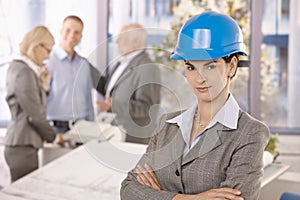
[5,60,56,148]
[121,110,270,200]
[98,50,161,144]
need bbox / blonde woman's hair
[19,26,54,58]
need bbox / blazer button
[175,169,180,176]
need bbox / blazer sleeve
[220,122,270,200]
[88,62,107,94]
[96,75,108,95]
[15,67,56,142]
[120,132,178,200]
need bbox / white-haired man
[96,23,161,144]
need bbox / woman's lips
[196,86,210,93]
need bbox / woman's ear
[228,56,238,78]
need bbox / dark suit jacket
[5,60,56,148]
[98,50,161,144]
[121,110,270,200]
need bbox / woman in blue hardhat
[121,11,270,200]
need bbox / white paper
[62,120,125,144]
[97,112,117,124]
[263,151,274,167]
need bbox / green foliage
[265,134,280,156]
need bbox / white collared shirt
[167,94,240,157]
[15,55,45,77]
[105,50,143,97]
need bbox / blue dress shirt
[47,45,95,121]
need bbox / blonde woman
[5,26,56,182]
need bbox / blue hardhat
[170,11,248,61]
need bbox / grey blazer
[5,60,56,148]
[121,110,270,200]
[98,50,161,144]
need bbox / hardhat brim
[170,52,186,60]
[170,44,248,61]
[170,48,215,61]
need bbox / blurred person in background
[96,23,161,144]
[47,15,100,147]
[5,26,56,182]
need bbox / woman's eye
[186,65,195,71]
[206,65,216,70]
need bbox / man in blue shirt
[47,15,99,146]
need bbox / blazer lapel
[34,75,45,105]
[153,124,185,170]
[182,123,226,166]
[111,63,131,94]
[111,51,146,93]
[104,61,121,94]
[171,126,185,166]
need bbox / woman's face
[184,58,236,103]
[34,39,54,66]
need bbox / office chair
[280,192,300,200]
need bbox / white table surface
[1,140,147,200]
[0,140,289,200]
[0,192,28,200]
[261,163,290,188]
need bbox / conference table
[0,138,289,200]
